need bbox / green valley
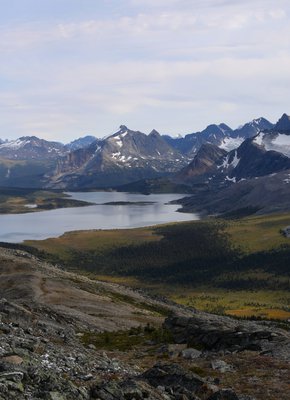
[24,213,290,321]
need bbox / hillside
[0,245,290,399]
[24,215,290,319]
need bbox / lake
[0,191,198,243]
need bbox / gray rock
[211,360,234,373]
[181,348,202,360]
[141,363,205,393]
[208,389,239,400]
[48,393,66,400]
[164,314,290,358]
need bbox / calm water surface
[0,191,198,243]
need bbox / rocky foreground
[0,247,290,399]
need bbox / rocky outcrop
[0,298,136,400]
[0,298,249,400]
[164,313,290,359]
[0,247,289,399]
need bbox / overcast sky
[0,0,289,142]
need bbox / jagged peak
[203,123,220,131]
[149,129,160,137]
[275,113,290,131]
[252,117,266,124]
[279,113,290,119]
[119,125,129,132]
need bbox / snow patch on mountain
[225,176,236,183]
[0,138,30,149]
[112,152,121,159]
[111,136,123,147]
[254,132,290,157]
[253,133,264,146]
[218,151,240,170]
[283,174,290,184]
[231,151,240,168]
[266,134,290,157]
[220,137,244,151]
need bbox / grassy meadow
[24,213,290,321]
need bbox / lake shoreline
[0,191,199,243]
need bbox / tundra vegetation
[24,212,290,321]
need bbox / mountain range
[1,113,290,216]
[49,126,190,188]
[0,115,276,187]
[173,113,290,216]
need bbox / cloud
[0,0,289,140]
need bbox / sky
[0,0,290,142]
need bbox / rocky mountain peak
[176,143,226,181]
[275,113,290,131]
[0,135,65,160]
[251,117,272,127]
[233,117,274,140]
[149,129,160,137]
[218,123,233,132]
[119,125,129,132]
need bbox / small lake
[0,191,198,243]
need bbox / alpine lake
[0,191,198,243]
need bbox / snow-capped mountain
[49,126,190,188]
[163,123,233,157]
[174,114,290,217]
[217,137,290,182]
[163,117,274,156]
[0,114,285,190]
[232,117,273,138]
[0,136,65,160]
[175,114,290,186]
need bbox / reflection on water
[0,191,198,243]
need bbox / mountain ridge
[0,113,287,192]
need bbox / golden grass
[226,308,290,320]
[226,212,290,253]
[160,286,290,320]
[25,227,162,260]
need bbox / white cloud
[0,0,289,140]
